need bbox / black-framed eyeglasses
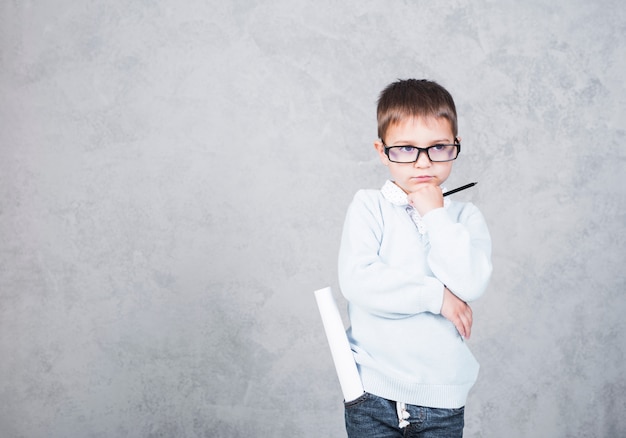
[382,139,461,163]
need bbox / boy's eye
[431,144,446,151]
[398,146,417,153]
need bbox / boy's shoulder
[345,189,389,223]
[350,188,388,209]
[353,188,384,200]
[445,199,486,223]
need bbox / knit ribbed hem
[360,366,477,409]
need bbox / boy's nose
[414,151,431,167]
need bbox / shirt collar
[381,180,409,206]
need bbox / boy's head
[377,79,457,141]
[374,79,460,194]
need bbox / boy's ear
[374,140,389,165]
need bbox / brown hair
[377,79,458,140]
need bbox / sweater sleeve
[422,204,492,302]
[338,191,445,319]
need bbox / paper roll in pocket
[314,287,364,402]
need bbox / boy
[338,79,492,437]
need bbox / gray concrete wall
[1,1,624,437]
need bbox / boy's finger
[455,318,466,338]
[459,313,471,339]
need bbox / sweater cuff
[422,207,453,232]
[423,276,445,314]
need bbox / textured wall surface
[1,1,625,437]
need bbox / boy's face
[374,116,456,194]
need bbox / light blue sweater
[338,181,492,408]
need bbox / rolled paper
[314,286,364,402]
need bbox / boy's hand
[407,185,443,216]
[441,287,473,339]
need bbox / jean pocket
[344,392,369,408]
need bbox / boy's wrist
[422,207,448,225]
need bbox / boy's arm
[422,204,493,303]
[338,192,445,319]
[442,286,474,339]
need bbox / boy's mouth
[412,176,433,182]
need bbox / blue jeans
[345,392,465,438]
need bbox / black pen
[443,182,478,197]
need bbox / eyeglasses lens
[429,146,457,162]
[388,147,416,162]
